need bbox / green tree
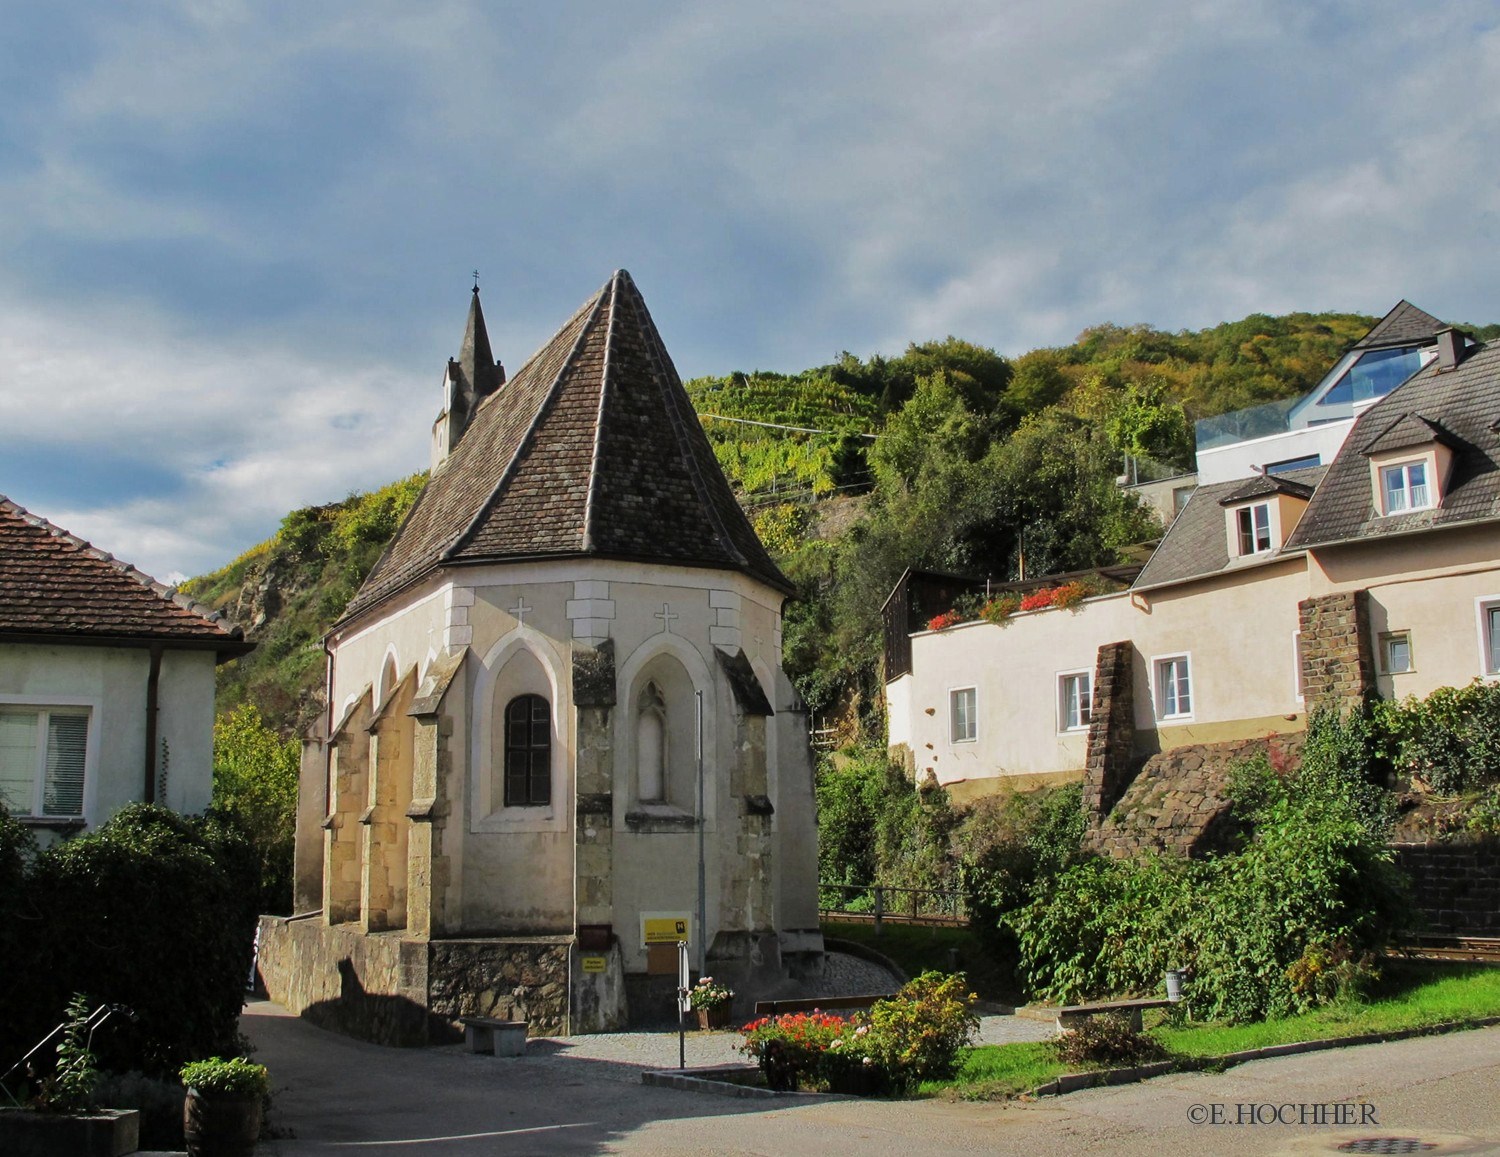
[212,705,300,914]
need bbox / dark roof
[1215,474,1316,506]
[0,496,249,652]
[1360,411,1459,456]
[1285,341,1500,550]
[1133,467,1326,590]
[345,270,791,621]
[1351,300,1446,351]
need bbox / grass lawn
[921,961,1500,1101]
[821,919,1018,1002]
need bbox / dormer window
[1381,461,1431,514]
[1236,503,1272,555]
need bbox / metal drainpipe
[143,643,163,804]
[323,639,335,817]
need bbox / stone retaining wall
[1088,733,1305,859]
[1393,839,1500,936]
[257,917,571,1045]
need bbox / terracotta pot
[183,1090,262,1157]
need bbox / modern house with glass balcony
[1194,300,1451,484]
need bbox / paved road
[244,999,1500,1155]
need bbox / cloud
[2,1,1499,578]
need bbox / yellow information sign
[581,956,606,974]
[641,913,691,946]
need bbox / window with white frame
[1480,599,1500,676]
[1380,632,1412,675]
[0,708,88,818]
[950,687,977,743]
[1235,502,1273,556]
[1381,461,1431,514]
[1058,671,1091,732]
[1154,655,1193,719]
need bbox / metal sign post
[695,691,706,976]
[676,939,691,1070]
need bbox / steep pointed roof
[1351,300,1446,351]
[0,495,250,654]
[344,271,791,621]
[455,287,501,405]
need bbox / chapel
[262,270,822,1041]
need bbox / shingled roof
[1351,300,1446,351]
[1133,466,1326,591]
[0,496,250,653]
[1285,340,1500,550]
[344,270,791,621]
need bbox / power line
[699,414,879,439]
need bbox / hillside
[187,307,1484,739]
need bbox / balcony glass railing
[1194,397,1300,452]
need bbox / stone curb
[1030,1016,1500,1097]
[642,1064,843,1101]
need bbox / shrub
[1053,1013,1168,1068]
[865,971,979,1092]
[1378,682,1500,795]
[7,805,259,1077]
[740,1011,846,1090]
[688,977,733,1010]
[31,994,100,1113]
[1007,731,1411,1022]
[179,1057,269,1099]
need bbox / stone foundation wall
[257,917,572,1045]
[1088,732,1306,859]
[1393,840,1500,936]
[427,938,572,1036]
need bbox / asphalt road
[243,999,1500,1155]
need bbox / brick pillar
[1299,591,1375,711]
[1083,641,1136,826]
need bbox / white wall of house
[0,643,217,840]
[1196,420,1353,485]
[1309,522,1500,701]
[892,561,1309,796]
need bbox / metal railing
[818,883,968,931]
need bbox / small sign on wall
[580,956,607,974]
[640,912,692,946]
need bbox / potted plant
[688,976,735,1029]
[180,1057,268,1157]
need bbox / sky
[2,1,1499,584]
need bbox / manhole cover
[1336,1142,1437,1155]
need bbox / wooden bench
[1055,998,1175,1035]
[752,994,895,1018]
[460,1017,528,1057]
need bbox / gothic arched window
[504,694,551,807]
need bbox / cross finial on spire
[472,269,480,293]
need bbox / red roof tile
[0,496,249,650]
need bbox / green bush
[4,805,259,1078]
[1377,682,1500,795]
[212,705,300,914]
[1007,720,1411,1023]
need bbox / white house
[0,497,251,843]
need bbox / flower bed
[739,972,977,1096]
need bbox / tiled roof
[1285,340,1500,550]
[345,271,790,620]
[1351,300,1446,351]
[1133,467,1326,591]
[0,496,249,649]
[1360,411,1458,456]
[1215,474,1316,507]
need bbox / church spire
[457,285,503,405]
[431,280,506,472]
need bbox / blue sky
[2,1,1498,582]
